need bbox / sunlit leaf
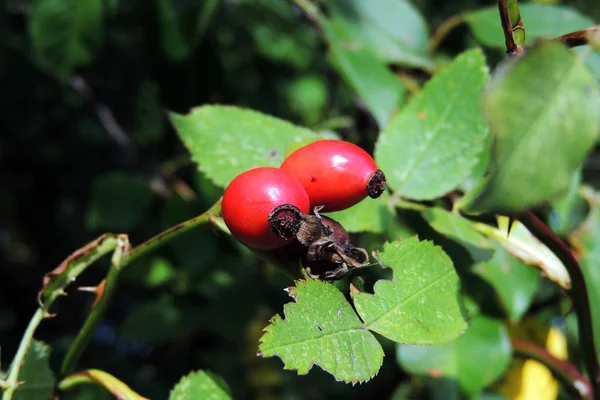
[461,42,600,212]
[169,370,232,400]
[323,20,405,128]
[353,237,468,344]
[170,106,315,188]
[328,0,432,68]
[375,48,489,200]
[472,217,570,289]
[259,279,384,384]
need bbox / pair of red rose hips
[222,140,386,250]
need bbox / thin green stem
[60,200,223,375]
[428,14,465,53]
[2,309,45,400]
[512,339,592,400]
[518,212,600,399]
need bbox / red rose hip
[222,167,310,250]
[280,140,386,212]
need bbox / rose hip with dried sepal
[280,140,386,212]
[222,167,310,250]
[268,204,370,280]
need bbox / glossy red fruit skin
[222,167,310,250]
[280,140,379,212]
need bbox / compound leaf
[259,279,383,384]
[353,237,468,344]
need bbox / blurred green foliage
[1,0,600,399]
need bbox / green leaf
[169,370,232,400]
[241,0,319,69]
[549,168,586,236]
[12,340,55,400]
[155,0,191,62]
[120,294,194,344]
[472,217,570,289]
[570,187,600,359]
[461,42,600,213]
[170,106,315,188]
[375,48,489,200]
[353,237,468,344]
[323,20,406,128]
[472,243,540,322]
[397,315,511,397]
[327,0,432,69]
[86,172,155,231]
[326,192,393,233]
[466,4,595,49]
[29,0,104,80]
[421,207,494,261]
[259,279,383,384]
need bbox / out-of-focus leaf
[155,0,191,61]
[461,42,600,213]
[170,106,315,188]
[327,0,432,69]
[473,217,570,289]
[161,195,217,275]
[326,192,393,233]
[353,237,468,344]
[397,315,511,397]
[569,187,600,359]
[259,279,384,384]
[549,168,586,236]
[29,0,104,80]
[169,370,232,400]
[375,48,489,200]
[472,243,540,322]
[145,257,176,287]
[237,0,318,69]
[421,207,494,261]
[132,81,165,145]
[59,369,149,400]
[86,172,154,231]
[322,19,405,128]
[120,295,194,344]
[12,340,55,400]
[283,75,328,126]
[465,4,595,49]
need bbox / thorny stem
[498,0,525,57]
[60,199,223,375]
[512,339,592,400]
[518,212,600,398]
[1,309,45,400]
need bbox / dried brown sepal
[367,169,387,199]
[268,204,304,239]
